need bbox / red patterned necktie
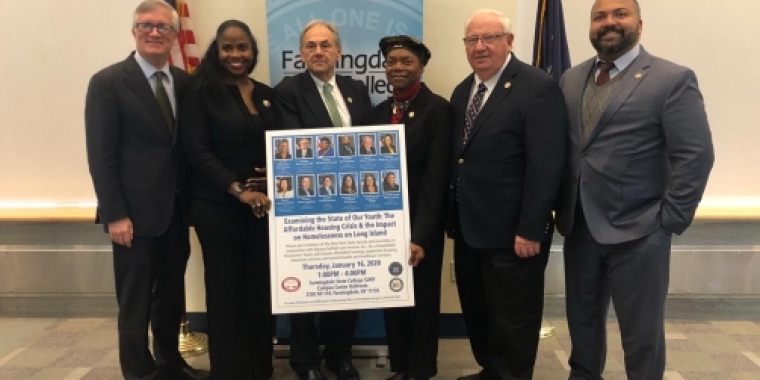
[596,61,615,86]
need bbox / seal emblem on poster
[389,262,403,276]
[389,277,404,292]
[281,277,301,292]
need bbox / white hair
[300,19,342,48]
[133,0,180,31]
[464,9,512,35]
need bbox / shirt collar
[310,72,337,90]
[475,53,512,89]
[595,44,641,72]
[134,52,172,82]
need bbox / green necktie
[322,83,344,128]
[154,71,174,130]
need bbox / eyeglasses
[462,33,508,47]
[134,22,176,34]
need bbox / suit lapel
[336,75,363,124]
[398,84,431,125]
[169,66,187,146]
[300,73,334,128]
[587,50,651,145]
[453,75,475,155]
[122,54,172,140]
[461,57,519,154]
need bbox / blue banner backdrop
[266,0,424,105]
[266,0,424,343]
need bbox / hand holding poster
[267,125,414,314]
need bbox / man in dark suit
[84,1,208,379]
[298,176,315,197]
[296,138,314,158]
[274,19,372,380]
[359,135,377,155]
[319,175,336,196]
[338,135,355,156]
[557,1,714,379]
[448,9,567,380]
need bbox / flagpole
[533,0,570,340]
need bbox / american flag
[165,0,200,73]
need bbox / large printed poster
[266,0,424,104]
[266,125,413,314]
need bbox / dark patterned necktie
[596,61,615,86]
[154,71,174,130]
[462,82,488,146]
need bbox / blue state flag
[532,0,571,82]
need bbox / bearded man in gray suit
[556,0,714,379]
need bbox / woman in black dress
[370,35,453,380]
[181,20,281,379]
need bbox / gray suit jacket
[556,47,714,244]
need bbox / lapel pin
[262,99,271,107]
[408,111,415,118]
[504,82,512,89]
[347,97,353,103]
[634,73,642,79]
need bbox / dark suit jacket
[180,78,282,203]
[274,71,372,129]
[359,147,377,155]
[339,144,355,156]
[85,53,190,237]
[556,47,714,243]
[371,83,453,251]
[319,186,335,196]
[298,187,314,197]
[380,145,396,154]
[296,148,313,158]
[448,56,567,249]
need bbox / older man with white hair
[447,8,567,380]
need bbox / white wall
[0,0,757,205]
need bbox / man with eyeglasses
[274,19,372,380]
[84,1,207,379]
[446,8,567,380]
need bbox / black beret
[379,35,431,66]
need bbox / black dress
[181,79,282,379]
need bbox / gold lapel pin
[347,97,353,103]
[504,82,512,89]
[408,111,415,118]
[634,73,642,79]
[262,99,271,107]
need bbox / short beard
[591,27,638,57]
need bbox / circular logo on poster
[389,277,404,292]
[281,277,301,292]
[388,262,403,276]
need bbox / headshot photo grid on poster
[270,131,402,217]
